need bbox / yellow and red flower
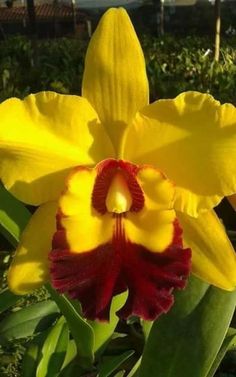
[50,159,190,320]
[0,8,236,321]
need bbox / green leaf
[47,288,127,367]
[141,321,152,341]
[36,316,69,377]
[90,292,127,354]
[207,327,236,377]
[0,288,20,314]
[22,342,40,377]
[126,357,141,377]
[139,276,236,377]
[46,285,94,367]
[113,371,126,377]
[0,184,31,246]
[98,350,134,377]
[58,360,85,377]
[0,300,59,344]
[22,331,50,377]
[61,339,77,369]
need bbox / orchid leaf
[207,327,236,377]
[114,371,126,377]
[22,342,40,377]
[36,316,69,377]
[98,350,134,377]
[90,292,127,354]
[126,357,141,377]
[61,339,77,370]
[0,287,20,314]
[46,284,94,367]
[22,331,50,377]
[141,321,152,340]
[0,300,59,344]
[0,184,31,246]
[139,276,236,377]
[58,360,85,377]
[47,287,127,366]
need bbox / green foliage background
[0,35,235,104]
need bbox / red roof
[0,4,83,22]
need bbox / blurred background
[0,0,235,104]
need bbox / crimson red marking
[92,159,144,214]
[50,215,191,321]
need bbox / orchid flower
[0,8,236,321]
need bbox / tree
[214,0,221,62]
[153,0,164,36]
[26,0,37,67]
[26,0,36,37]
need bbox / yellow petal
[82,8,149,149]
[125,166,176,252]
[0,92,114,205]
[8,201,57,295]
[59,167,113,253]
[177,210,236,290]
[121,91,236,217]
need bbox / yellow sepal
[82,8,149,150]
[8,201,57,294]
[177,210,236,290]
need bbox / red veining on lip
[92,159,144,214]
[50,212,191,321]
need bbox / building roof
[0,3,83,22]
[76,0,143,9]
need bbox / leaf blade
[0,288,20,314]
[0,184,31,246]
[139,276,236,377]
[0,300,59,344]
[90,292,127,354]
[207,328,236,377]
[98,350,134,377]
[36,316,69,377]
[46,285,95,366]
